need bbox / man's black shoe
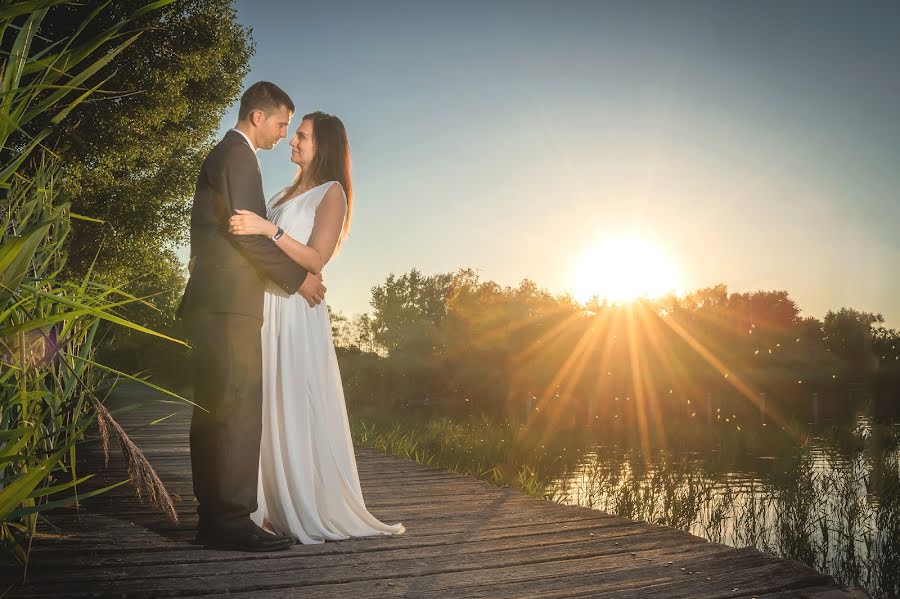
[195,521,293,552]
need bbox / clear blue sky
[185,0,900,326]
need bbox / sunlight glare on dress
[572,236,680,304]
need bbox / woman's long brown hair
[284,111,353,246]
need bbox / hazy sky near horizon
[188,0,900,325]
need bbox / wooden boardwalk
[2,389,859,598]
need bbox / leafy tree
[822,308,883,377]
[16,0,253,381]
[332,311,379,355]
[6,0,254,381]
[369,269,454,356]
[873,326,900,363]
[28,0,253,276]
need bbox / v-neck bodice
[266,182,333,243]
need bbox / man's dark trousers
[187,312,264,529]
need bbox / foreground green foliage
[1,0,191,569]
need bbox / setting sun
[572,237,681,304]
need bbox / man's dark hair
[238,81,294,121]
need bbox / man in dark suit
[178,82,325,552]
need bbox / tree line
[332,269,900,429]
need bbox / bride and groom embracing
[177,81,405,552]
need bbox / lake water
[548,414,900,597]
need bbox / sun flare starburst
[572,237,680,304]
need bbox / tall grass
[351,413,583,497]
[1,0,187,572]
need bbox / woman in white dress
[227,111,404,544]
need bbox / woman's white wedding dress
[250,181,405,544]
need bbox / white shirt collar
[229,128,257,152]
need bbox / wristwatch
[272,226,284,241]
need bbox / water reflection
[547,414,900,597]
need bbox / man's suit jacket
[178,130,308,320]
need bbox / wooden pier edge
[1,388,867,598]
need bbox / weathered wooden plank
[9,540,734,598]
[15,522,679,576]
[18,512,650,567]
[3,390,855,598]
[159,546,817,599]
[28,506,633,548]
[13,531,711,592]
[753,587,871,599]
